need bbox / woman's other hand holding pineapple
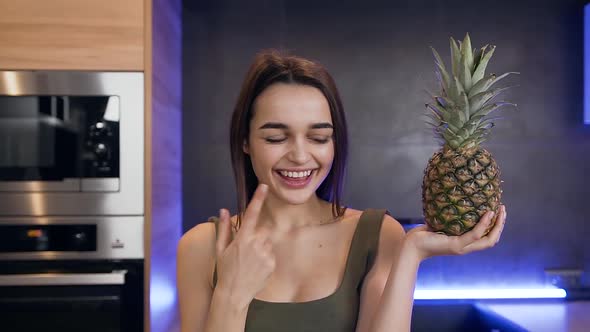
[404,205,506,261]
[371,205,506,332]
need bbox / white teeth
[279,170,313,178]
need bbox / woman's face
[246,83,335,205]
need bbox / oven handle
[0,270,127,286]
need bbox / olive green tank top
[209,208,386,332]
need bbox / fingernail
[260,184,268,192]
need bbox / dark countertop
[482,300,590,332]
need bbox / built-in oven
[0,71,144,216]
[0,216,144,332]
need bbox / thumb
[216,208,232,257]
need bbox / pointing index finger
[241,184,268,232]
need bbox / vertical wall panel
[150,0,182,331]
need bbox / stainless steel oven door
[0,270,139,332]
[0,71,143,216]
[0,95,121,192]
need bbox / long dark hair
[230,49,348,227]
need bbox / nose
[286,138,310,164]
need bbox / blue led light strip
[585,4,590,124]
[414,288,567,300]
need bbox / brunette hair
[230,49,348,227]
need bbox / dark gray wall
[182,0,590,288]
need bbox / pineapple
[422,33,517,236]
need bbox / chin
[275,190,317,205]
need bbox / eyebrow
[258,122,334,130]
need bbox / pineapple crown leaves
[426,33,519,150]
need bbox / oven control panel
[0,224,96,252]
[0,216,143,260]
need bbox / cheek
[316,143,335,168]
[249,144,282,172]
[324,142,336,161]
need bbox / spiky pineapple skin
[422,145,501,236]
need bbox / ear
[243,140,249,154]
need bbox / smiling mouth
[274,169,316,187]
[276,169,313,179]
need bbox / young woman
[177,50,506,332]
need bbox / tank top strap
[209,216,222,287]
[364,209,387,269]
[342,208,387,287]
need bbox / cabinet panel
[0,0,143,70]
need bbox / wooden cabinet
[0,0,143,70]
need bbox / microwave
[0,71,144,216]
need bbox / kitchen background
[0,0,588,331]
[182,0,589,292]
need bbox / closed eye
[265,137,287,144]
[310,136,331,144]
[264,136,332,144]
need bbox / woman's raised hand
[214,184,275,309]
[404,205,507,261]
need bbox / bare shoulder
[373,212,405,260]
[176,221,218,331]
[178,213,238,246]
[177,213,240,261]
[347,208,405,246]
[177,221,217,287]
[380,213,405,240]
[178,221,216,255]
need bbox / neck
[258,193,336,232]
